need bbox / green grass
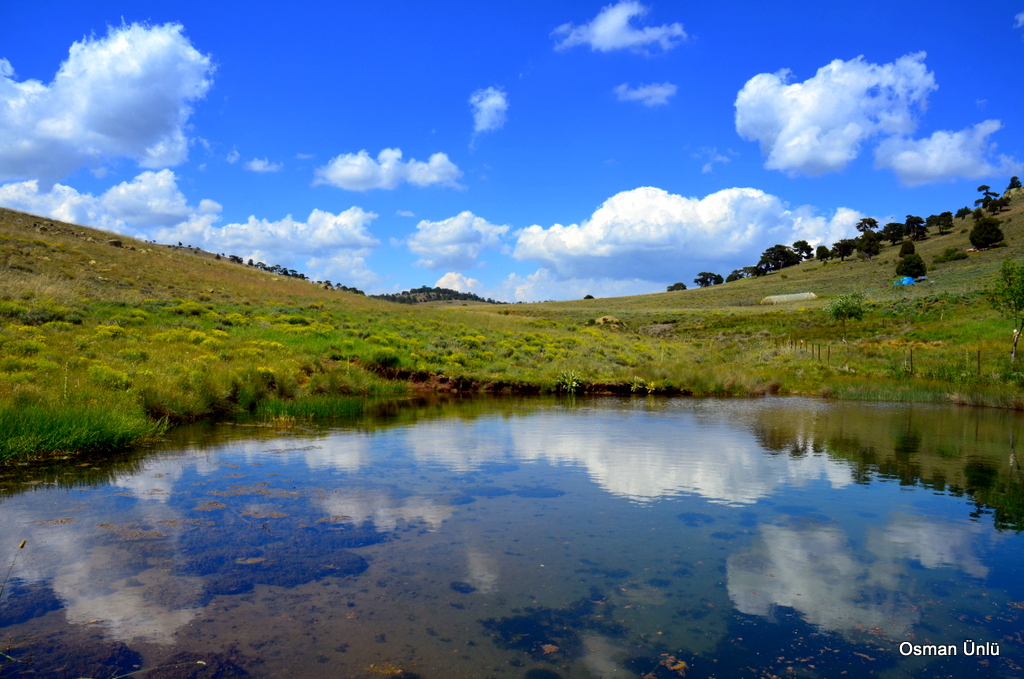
[0,404,167,460]
[254,395,369,419]
[2,192,1024,459]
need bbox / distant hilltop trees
[217,255,507,304]
[372,286,507,305]
[667,175,1020,288]
[219,253,365,294]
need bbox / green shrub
[556,369,585,394]
[7,340,45,356]
[222,313,249,326]
[370,347,402,369]
[153,328,208,344]
[969,217,1004,249]
[276,314,312,325]
[0,301,29,318]
[273,321,334,336]
[896,253,926,278]
[19,305,69,326]
[166,301,207,316]
[630,375,653,393]
[88,363,130,390]
[823,292,865,343]
[933,248,968,264]
[1,356,37,373]
[94,324,128,339]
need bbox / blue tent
[893,276,915,286]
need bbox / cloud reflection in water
[401,411,853,504]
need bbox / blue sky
[1,1,1022,301]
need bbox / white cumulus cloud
[1015,11,1024,28]
[0,170,202,232]
[874,119,1023,186]
[243,158,282,173]
[469,87,509,134]
[313,148,462,191]
[613,82,677,106]
[435,272,481,293]
[303,250,382,288]
[166,208,379,256]
[408,211,509,270]
[553,1,686,53]
[0,23,213,186]
[735,53,936,176]
[513,186,860,281]
[493,269,658,303]
[163,207,382,287]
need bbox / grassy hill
[2,190,1023,460]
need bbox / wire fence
[771,335,997,381]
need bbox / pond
[2,396,1024,678]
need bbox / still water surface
[2,397,1024,678]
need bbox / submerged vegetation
[1,188,1024,459]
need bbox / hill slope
[2,191,1024,460]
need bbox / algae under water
[2,396,1024,678]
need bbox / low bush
[933,248,968,264]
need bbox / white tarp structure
[759,292,818,305]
